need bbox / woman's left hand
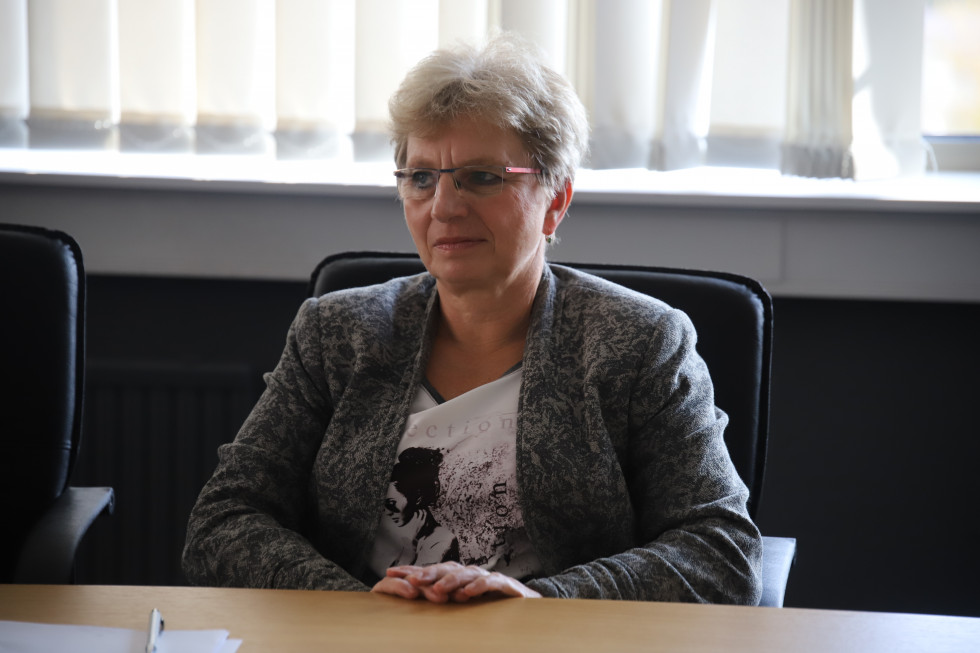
[371,561,541,603]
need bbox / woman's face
[383,482,410,526]
[401,117,569,295]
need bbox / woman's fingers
[371,575,421,599]
[454,571,542,600]
[391,561,464,586]
[384,565,423,579]
[378,563,541,602]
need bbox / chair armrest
[759,535,797,607]
[13,486,115,584]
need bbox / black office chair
[0,223,115,583]
[309,250,796,607]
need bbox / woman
[182,34,762,605]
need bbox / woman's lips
[433,237,484,251]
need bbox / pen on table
[146,608,164,653]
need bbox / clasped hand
[371,561,541,603]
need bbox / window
[922,0,980,171]
[0,0,977,181]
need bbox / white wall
[2,173,979,303]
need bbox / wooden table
[1,584,978,652]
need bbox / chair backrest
[309,251,773,518]
[0,223,86,580]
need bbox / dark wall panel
[758,298,980,617]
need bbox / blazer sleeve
[182,298,370,591]
[526,307,763,604]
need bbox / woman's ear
[544,179,573,236]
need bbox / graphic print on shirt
[381,447,461,566]
[368,369,540,580]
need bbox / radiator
[72,360,259,586]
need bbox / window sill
[1,147,978,214]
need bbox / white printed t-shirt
[368,367,542,580]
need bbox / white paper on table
[0,620,242,653]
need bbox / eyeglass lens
[395,166,537,199]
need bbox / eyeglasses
[393,165,542,200]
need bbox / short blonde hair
[388,33,589,193]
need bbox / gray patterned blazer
[182,264,762,604]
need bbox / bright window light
[922,0,980,136]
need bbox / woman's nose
[430,172,466,221]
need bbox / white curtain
[782,0,927,179]
[276,0,353,135]
[849,0,928,179]
[578,0,664,169]
[118,0,195,126]
[28,0,119,124]
[24,0,119,149]
[0,0,28,147]
[117,0,195,152]
[0,0,930,178]
[708,0,790,168]
[0,0,28,121]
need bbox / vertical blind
[0,0,930,179]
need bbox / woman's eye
[412,171,436,188]
[464,168,503,186]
